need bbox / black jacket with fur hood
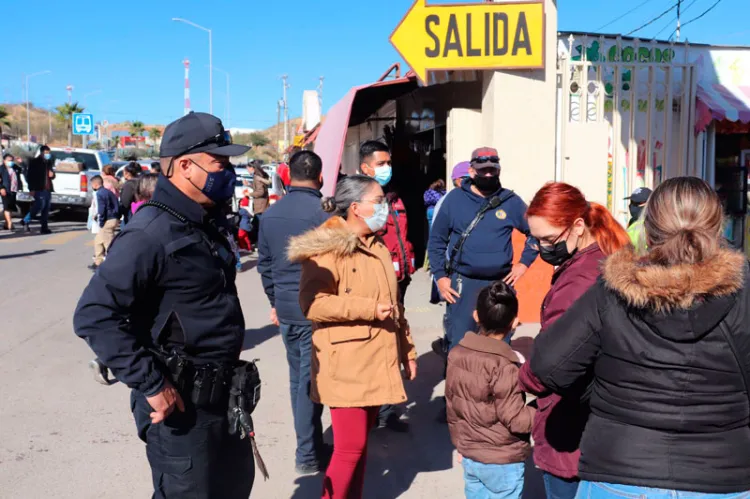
[530,247,750,493]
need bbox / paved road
[0,213,543,498]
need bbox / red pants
[237,229,252,251]
[322,407,379,499]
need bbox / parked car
[115,161,153,180]
[261,164,286,205]
[231,169,286,213]
[16,147,112,211]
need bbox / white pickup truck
[17,147,113,211]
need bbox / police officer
[73,112,255,499]
[428,147,538,355]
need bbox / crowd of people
[86,161,161,271]
[67,110,750,499]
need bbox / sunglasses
[180,130,233,156]
[472,156,499,165]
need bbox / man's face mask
[187,158,237,204]
[472,166,501,194]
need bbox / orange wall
[512,230,552,324]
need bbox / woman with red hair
[518,182,630,499]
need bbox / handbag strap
[446,190,514,276]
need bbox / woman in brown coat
[288,174,418,499]
[246,163,270,214]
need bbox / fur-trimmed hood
[603,247,746,342]
[603,247,746,312]
[287,216,360,262]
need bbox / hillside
[2,101,309,159]
[1,103,68,145]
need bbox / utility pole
[281,75,290,151]
[276,99,282,158]
[25,70,51,142]
[676,0,682,41]
[67,85,73,105]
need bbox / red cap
[470,147,500,168]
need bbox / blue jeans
[544,472,580,499]
[279,322,324,466]
[575,482,750,498]
[23,190,51,229]
[463,457,524,499]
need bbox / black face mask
[473,175,500,195]
[629,203,643,221]
[539,240,577,267]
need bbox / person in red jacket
[359,140,416,301]
[359,140,415,433]
[517,183,630,499]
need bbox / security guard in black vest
[74,112,259,499]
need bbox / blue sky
[2,0,748,130]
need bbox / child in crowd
[237,189,253,252]
[130,173,158,214]
[424,178,446,228]
[445,281,535,499]
[89,175,120,271]
[89,173,158,386]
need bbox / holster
[153,348,232,407]
[227,360,262,436]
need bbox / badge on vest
[495,209,507,220]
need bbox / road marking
[42,231,86,245]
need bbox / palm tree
[148,127,162,156]
[55,102,85,146]
[0,106,10,147]
[129,121,145,148]
[149,127,161,144]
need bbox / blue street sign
[72,113,94,135]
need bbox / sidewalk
[245,268,542,498]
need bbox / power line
[654,15,678,38]
[627,2,679,35]
[668,0,724,39]
[595,0,657,32]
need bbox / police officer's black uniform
[74,113,255,499]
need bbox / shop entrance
[558,36,697,225]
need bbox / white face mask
[361,201,389,232]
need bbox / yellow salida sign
[390,0,545,83]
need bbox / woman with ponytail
[525,177,750,497]
[518,182,630,499]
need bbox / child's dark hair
[476,281,518,335]
[90,175,103,185]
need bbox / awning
[696,82,750,132]
[315,75,418,196]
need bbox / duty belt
[152,348,269,479]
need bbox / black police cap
[160,112,251,158]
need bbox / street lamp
[208,66,229,127]
[172,17,212,114]
[26,70,51,141]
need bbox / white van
[17,147,112,211]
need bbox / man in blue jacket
[257,150,330,475]
[428,147,538,354]
[90,175,120,271]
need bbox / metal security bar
[558,35,697,224]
